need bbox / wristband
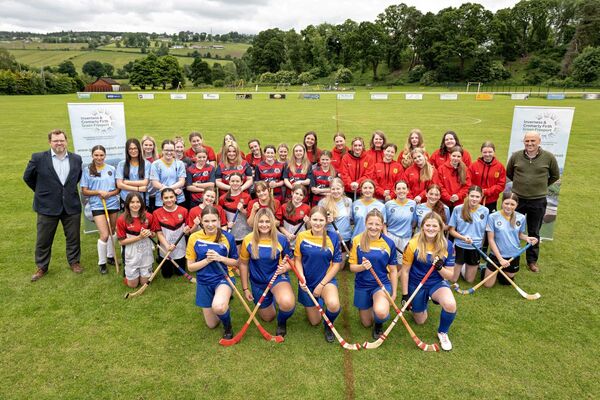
[319,282,325,287]
[243,287,248,291]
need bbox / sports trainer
[23,129,84,281]
[506,131,559,273]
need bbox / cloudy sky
[0,0,520,34]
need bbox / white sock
[107,234,116,258]
[97,240,108,265]
[460,264,466,279]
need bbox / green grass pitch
[0,91,598,399]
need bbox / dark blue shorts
[250,274,291,309]
[195,277,234,308]
[354,283,391,310]
[298,278,338,307]
[408,280,450,313]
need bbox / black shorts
[91,209,119,217]
[454,246,480,265]
[486,253,520,274]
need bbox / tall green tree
[376,3,423,70]
[82,60,105,78]
[57,60,77,77]
[158,55,184,89]
[353,21,386,79]
[246,28,286,73]
[188,57,212,85]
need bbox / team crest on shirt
[496,221,502,227]
[390,209,395,214]
[393,168,398,174]
[274,168,281,173]
[363,162,368,168]
[410,207,414,212]
[178,214,183,220]
[516,221,521,227]
[354,206,359,212]
[202,171,209,176]
[480,214,485,219]
[300,210,305,216]
[108,171,113,176]
[495,172,500,178]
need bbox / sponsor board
[236,93,252,100]
[337,93,355,100]
[511,93,529,100]
[405,93,423,100]
[77,93,91,99]
[301,93,320,100]
[370,93,388,100]
[440,93,458,100]
[170,93,187,100]
[106,94,122,99]
[582,93,599,100]
[203,93,220,100]
[546,93,565,100]
[138,93,155,100]
[269,93,286,99]
[475,93,493,101]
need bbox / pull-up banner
[507,106,575,240]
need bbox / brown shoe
[70,262,83,274]
[31,267,46,282]
[527,262,539,273]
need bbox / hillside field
[0,92,598,399]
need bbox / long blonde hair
[287,143,311,175]
[254,181,277,212]
[307,206,329,250]
[401,128,425,168]
[251,208,279,260]
[220,142,243,166]
[415,212,447,262]
[141,135,158,160]
[323,177,350,219]
[359,209,384,252]
[411,148,434,182]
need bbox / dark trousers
[157,255,186,278]
[516,197,547,263]
[481,201,498,254]
[36,212,81,271]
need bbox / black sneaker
[276,321,287,337]
[324,325,335,343]
[372,322,383,340]
[222,325,233,340]
[107,257,115,265]
[99,264,107,274]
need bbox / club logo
[496,221,502,227]
[410,207,414,212]
[108,170,112,176]
[516,221,521,227]
[480,214,485,219]
[178,214,183,220]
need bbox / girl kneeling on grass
[81,145,120,274]
[448,186,489,283]
[401,212,456,351]
[294,206,343,343]
[186,206,239,339]
[117,192,155,288]
[349,209,398,340]
[483,192,538,287]
[239,208,296,337]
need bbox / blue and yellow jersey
[294,230,342,288]
[486,211,526,258]
[186,230,238,285]
[349,233,397,289]
[81,163,119,210]
[239,233,292,285]
[385,199,416,238]
[351,198,386,238]
[403,237,455,287]
[449,204,489,249]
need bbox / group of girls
[81,128,537,350]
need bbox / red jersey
[247,198,281,215]
[187,204,227,228]
[254,161,285,200]
[468,157,506,205]
[373,161,405,200]
[330,146,348,171]
[186,163,215,204]
[404,163,440,200]
[429,148,472,169]
[310,166,335,206]
[215,160,253,186]
[116,213,154,239]
[275,202,310,233]
[339,151,375,193]
[219,191,252,221]
[151,206,188,232]
[367,149,384,164]
[217,150,245,164]
[184,145,217,163]
[306,148,322,164]
[283,162,312,201]
[245,153,263,168]
[437,161,472,206]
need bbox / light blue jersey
[449,205,489,249]
[385,199,416,239]
[351,199,386,238]
[486,211,526,258]
[116,160,152,203]
[81,164,119,210]
[319,197,352,241]
[150,159,186,206]
[414,203,450,231]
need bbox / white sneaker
[437,332,452,351]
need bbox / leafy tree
[297,71,314,84]
[188,57,212,85]
[211,63,226,82]
[376,3,422,70]
[353,21,386,79]
[571,46,600,82]
[158,55,184,89]
[82,60,105,78]
[57,60,77,77]
[0,49,19,71]
[129,53,161,89]
[335,67,353,83]
[246,28,286,73]
[274,70,297,84]
[102,62,114,77]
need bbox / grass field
[1,92,599,399]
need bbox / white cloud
[0,0,520,34]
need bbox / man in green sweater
[506,131,559,273]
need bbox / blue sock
[438,309,456,333]
[277,307,295,324]
[374,312,389,324]
[217,309,231,328]
[325,307,341,325]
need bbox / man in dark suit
[23,129,84,281]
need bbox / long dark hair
[123,192,148,225]
[89,145,106,177]
[124,138,145,180]
[304,131,318,152]
[439,131,463,156]
[461,186,483,223]
[225,172,244,202]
